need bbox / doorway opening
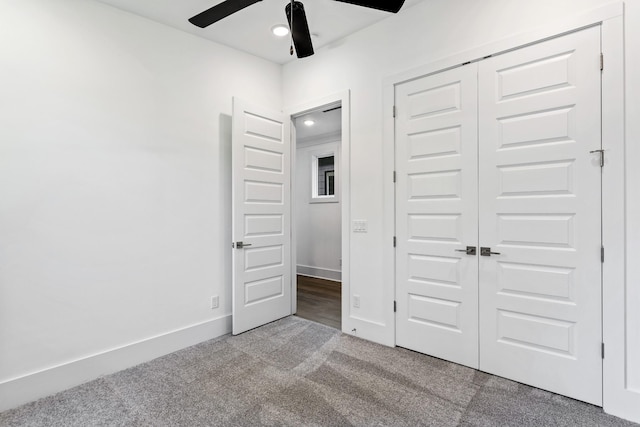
[292,102,342,330]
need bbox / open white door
[232,98,291,335]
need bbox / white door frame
[383,2,627,419]
[285,90,351,331]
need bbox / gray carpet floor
[1,316,637,427]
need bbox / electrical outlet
[353,295,361,308]
[210,295,219,309]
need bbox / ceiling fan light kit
[189,0,406,58]
[271,24,290,37]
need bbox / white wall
[0,0,281,410]
[295,140,342,281]
[282,0,640,422]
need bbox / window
[310,147,339,203]
[317,155,335,196]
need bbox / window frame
[310,145,339,204]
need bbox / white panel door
[478,27,602,404]
[232,98,291,335]
[395,64,480,368]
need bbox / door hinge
[394,300,397,313]
[392,105,397,118]
[602,342,605,359]
[393,236,397,247]
[600,53,604,71]
[601,246,605,263]
[393,171,396,183]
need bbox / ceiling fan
[188,0,406,58]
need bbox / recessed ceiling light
[304,119,315,126]
[271,24,289,37]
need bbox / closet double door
[395,27,603,405]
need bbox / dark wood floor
[296,275,341,330]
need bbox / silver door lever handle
[455,246,477,255]
[480,247,500,256]
[233,241,252,249]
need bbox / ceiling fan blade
[189,0,262,28]
[333,0,405,13]
[285,1,314,58]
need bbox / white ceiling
[295,103,342,143]
[95,0,423,64]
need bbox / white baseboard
[0,315,232,412]
[297,265,342,282]
[342,314,394,348]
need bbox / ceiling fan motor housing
[285,1,314,58]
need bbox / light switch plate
[353,220,368,233]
